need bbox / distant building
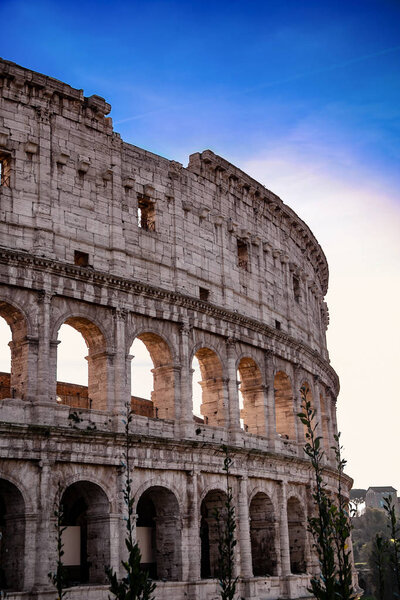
[365,486,397,510]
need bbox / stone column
[112,308,129,420]
[225,337,241,436]
[33,460,53,587]
[279,481,291,577]
[186,469,201,581]
[178,323,194,433]
[237,475,253,578]
[264,350,277,451]
[36,291,53,403]
[24,512,38,589]
[293,364,305,450]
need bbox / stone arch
[287,495,306,574]
[274,371,296,439]
[249,491,277,576]
[56,315,109,410]
[135,485,182,581]
[237,356,265,435]
[200,488,230,579]
[130,330,175,420]
[0,478,25,590]
[0,299,30,400]
[192,346,225,426]
[60,480,110,585]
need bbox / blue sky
[1,0,400,490]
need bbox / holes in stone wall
[237,239,249,271]
[287,496,306,574]
[250,492,277,576]
[61,481,110,585]
[293,275,300,303]
[274,371,296,439]
[136,486,182,581]
[0,479,25,591]
[138,196,156,231]
[192,348,225,427]
[199,287,209,301]
[74,250,90,267]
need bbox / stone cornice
[0,247,339,394]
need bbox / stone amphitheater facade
[0,58,350,600]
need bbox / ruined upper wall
[0,58,330,355]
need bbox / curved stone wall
[0,58,349,600]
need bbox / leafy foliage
[298,387,356,600]
[215,445,238,600]
[105,403,156,600]
[48,484,68,600]
[383,495,400,598]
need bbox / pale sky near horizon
[0,0,399,492]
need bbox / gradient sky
[1,0,399,491]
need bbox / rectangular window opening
[293,275,300,303]
[74,251,90,267]
[138,196,156,231]
[199,287,209,301]
[275,319,281,330]
[237,239,248,271]
[0,153,11,187]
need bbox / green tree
[215,445,238,600]
[298,387,356,600]
[105,403,156,600]
[48,484,68,600]
[383,495,400,597]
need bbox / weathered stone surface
[0,58,351,600]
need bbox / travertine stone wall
[0,58,352,600]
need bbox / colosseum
[0,57,350,600]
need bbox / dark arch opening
[0,479,25,590]
[200,490,229,578]
[250,492,277,576]
[61,481,110,585]
[136,486,182,581]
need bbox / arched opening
[237,357,265,435]
[192,348,225,426]
[136,486,181,581]
[0,316,11,399]
[274,371,296,439]
[61,481,110,585]
[130,333,175,420]
[0,301,28,400]
[249,492,277,576]
[287,496,306,574]
[56,317,108,410]
[0,479,25,590]
[200,490,229,579]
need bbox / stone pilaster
[225,337,241,435]
[237,475,253,578]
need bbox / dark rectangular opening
[237,239,248,271]
[74,251,89,267]
[138,196,156,231]
[199,287,209,301]
[275,320,281,330]
[293,275,300,303]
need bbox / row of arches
[0,298,336,444]
[0,477,308,591]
